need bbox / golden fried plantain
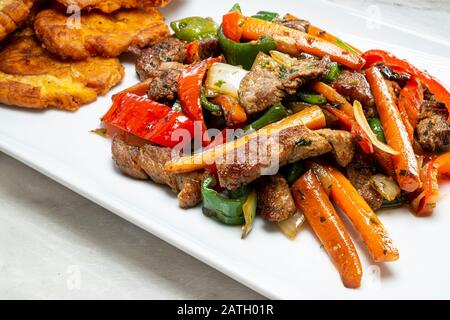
[0,0,34,41]
[55,0,171,13]
[34,7,170,60]
[0,29,124,110]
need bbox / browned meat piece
[416,101,450,151]
[279,17,310,33]
[111,135,148,180]
[346,154,383,211]
[197,38,221,60]
[330,70,376,117]
[379,65,411,87]
[256,174,297,222]
[239,56,331,114]
[136,36,186,80]
[316,129,354,167]
[111,135,203,208]
[216,125,332,189]
[138,144,205,208]
[238,68,285,115]
[147,68,180,103]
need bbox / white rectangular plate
[1,0,450,299]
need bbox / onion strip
[277,211,305,239]
[353,101,399,155]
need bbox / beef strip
[146,68,181,103]
[196,38,221,60]
[112,135,148,180]
[239,55,331,114]
[135,36,186,80]
[416,101,450,151]
[111,135,204,208]
[330,70,376,117]
[346,153,384,211]
[379,65,411,87]
[216,125,332,190]
[256,174,297,222]
[316,129,355,167]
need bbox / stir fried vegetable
[311,163,399,262]
[292,170,363,288]
[102,93,194,148]
[276,212,305,239]
[178,57,222,144]
[212,95,247,124]
[205,62,249,98]
[367,117,386,143]
[323,62,341,83]
[223,11,365,70]
[366,66,420,192]
[298,92,327,105]
[170,17,218,42]
[242,102,290,133]
[201,176,249,225]
[201,90,223,116]
[252,10,280,22]
[218,28,277,70]
[284,161,305,185]
[370,174,401,202]
[363,49,450,122]
[242,190,257,238]
[164,106,326,173]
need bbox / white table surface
[0,0,448,300]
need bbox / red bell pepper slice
[102,93,195,148]
[178,57,222,145]
[222,10,244,42]
[324,105,374,154]
[412,152,450,216]
[185,41,201,64]
[362,49,450,122]
[398,77,423,129]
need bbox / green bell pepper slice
[242,102,289,133]
[252,11,280,22]
[368,117,386,143]
[323,62,341,83]
[218,27,277,70]
[201,90,222,116]
[285,162,305,185]
[201,176,249,225]
[298,92,327,105]
[171,17,218,42]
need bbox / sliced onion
[353,100,400,155]
[277,211,305,240]
[205,63,248,99]
[269,50,297,67]
[310,162,333,195]
[370,174,401,201]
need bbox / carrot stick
[307,25,362,55]
[312,82,354,116]
[237,17,365,70]
[366,66,420,192]
[311,163,399,262]
[164,106,326,173]
[112,78,153,100]
[292,170,363,288]
[435,152,450,176]
[212,95,247,124]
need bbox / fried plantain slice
[34,7,170,60]
[55,0,171,13]
[0,29,124,111]
[0,0,34,41]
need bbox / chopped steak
[111,135,204,208]
[330,70,376,117]
[216,125,332,190]
[379,65,411,87]
[416,101,450,151]
[239,55,331,114]
[256,174,297,222]
[139,144,205,208]
[238,68,285,115]
[316,129,355,167]
[112,135,148,180]
[136,36,186,80]
[197,37,221,60]
[279,17,310,33]
[346,154,383,211]
[147,68,181,103]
